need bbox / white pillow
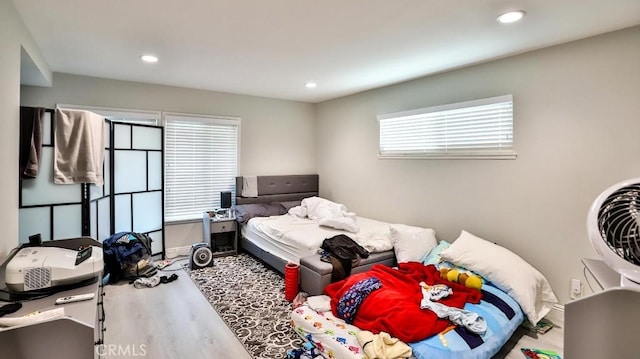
[440,230,558,325]
[390,224,438,263]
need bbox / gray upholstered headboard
[235,174,319,205]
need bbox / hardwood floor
[103,259,563,359]
[102,260,251,359]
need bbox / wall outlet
[570,278,582,299]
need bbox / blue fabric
[103,232,150,264]
[409,282,524,359]
[421,241,450,265]
[336,277,382,324]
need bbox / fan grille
[598,183,640,266]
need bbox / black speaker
[220,191,232,209]
[190,243,214,270]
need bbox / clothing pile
[321,234,370,282]
[103,232,156,283]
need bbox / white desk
[0,279,103,359]
[565,259,638,358]
[0,238,105,359]
[581,258,621,290]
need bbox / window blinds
[378,95,515,159]
[164,114,239,222]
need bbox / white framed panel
[42,111,52,146]
[148,152,162,191]
[114,123,131,149]
[53,204,82,240]
[104,121,111,149]
[132,126,162,150]
[114,194,132,233]
[132,191,162,233]
[98,197,111,242]
[148,230,164,255]
[89,183,103,201]
[21,147,82,206]
[104,151,111,196]
[114,150,147,193]
[19,207,51,243]
[90,201,97,240]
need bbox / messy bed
[234,175,396,275]
[289,230,558,359]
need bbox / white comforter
[255,214,393,254]
[288,196,359,233]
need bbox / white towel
[54,108,105,185]
[242,176,258,197]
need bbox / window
[378,95,515,159]
[164,113,239,222]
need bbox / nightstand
[202,211,238,257]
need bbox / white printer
[5,246,103,292]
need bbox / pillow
[233,203,286,224]
[421,240,450,265]
[280,200,302,212]
[389,224,438,263]
[440,230,558,325]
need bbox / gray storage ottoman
[299,250,396,296]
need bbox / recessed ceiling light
[305,82,317,89]
[141,55,159,63]
[497,10,526,24]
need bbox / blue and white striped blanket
[410,281,524,359]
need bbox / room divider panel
[108,121,164,256]
[19,109,165,257]
[19,109,83,243]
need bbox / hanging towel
[242,176,258,197]
[54,108,105,185]
[19,106,44,179]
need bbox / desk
[0,238,104,359]
[0,279,103,359]
[582,258,621,290]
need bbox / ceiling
[13,0,640,103]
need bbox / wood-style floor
[103,259,564,359]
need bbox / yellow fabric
[356,330,412,359]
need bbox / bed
[234,175,397,293]
[290,230,559,359]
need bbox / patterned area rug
[187,254,303,359]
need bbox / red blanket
[323,262,482,343]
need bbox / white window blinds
[378,95,515,159]
[164,114,239,222]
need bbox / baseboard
[166,245,192,259]
[544,304,565,325]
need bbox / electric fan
[587,177,640,286]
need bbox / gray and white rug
[187,254,303,359]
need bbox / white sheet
[290,196,359,232]
[242,214,393,264]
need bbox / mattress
[291,281,523,359]
[241,214,393,265]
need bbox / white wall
[315,26,640,304]
[0,0,51,262]
[21,73,316,249]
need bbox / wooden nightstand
[202,211,238,257]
